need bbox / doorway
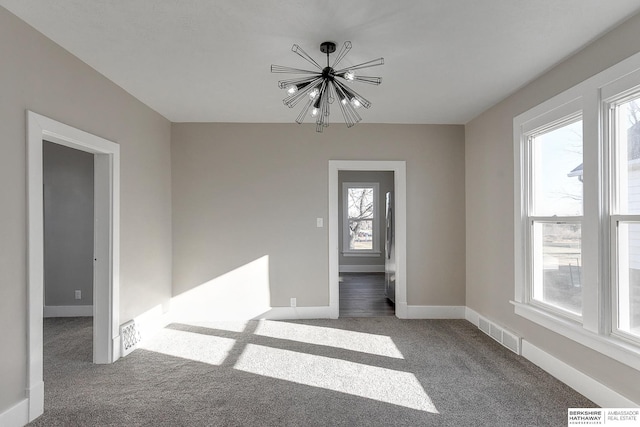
[328,160,407,319]
[338,171,395,317]
[26,111,120,421]
[43,141,95,319]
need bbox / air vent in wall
[479,317,491,335]
[477,316,521,355]
[120,320,141,357]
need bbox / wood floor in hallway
[339,272,395,317]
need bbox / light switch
[316,218,323,228]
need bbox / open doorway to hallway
[43,141,95,365]
[338,170,395,317]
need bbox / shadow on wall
[170,255,272,321]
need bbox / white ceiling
[3,0,640,124]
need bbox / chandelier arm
[334,80,372,109]
[352,76,382,85]
[321,82,330,118]
[337,93,361,127]
[271,65,319,74]
[292,44,323,70]
[277,75,320,89]
[335,58,384,74]
[333,83,360,127]
[296,98,315,124]
[331,41,352,69]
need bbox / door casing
[26,111,120,421]
[328,160,407,318]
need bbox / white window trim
[514,49,640,372]
[342,182,380,255]
[516,98,586,320]
[604,87,640,345]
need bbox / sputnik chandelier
[271,41,383,132]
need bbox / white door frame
[26,111,120,421]
[328,160,407,318]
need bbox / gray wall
[338,170,394,269]
[43,141,94,307]
[0,6,172,415]
[465,11,640,404]
[171,123,466,311]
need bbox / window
[342,182,379,254]
[609,93,640,341]
[527,115,584,319]
[514,52,640,370]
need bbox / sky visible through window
[533,120,583,217]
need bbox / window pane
[347,187,374,250]
[349,219,373,250]
[532,222,582,315]
[532,120,583,216]
[615,96,640,215]
[616,222,640,338]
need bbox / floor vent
[477,316,521,355]
[120,320,141,357]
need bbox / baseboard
[395,302,408,319]
[339,265,385,273]
[0,398,29,427]
[465,307,480,326]
[405,305,466,319]
[254,306,333,320]
[43,305,93,317]
[522,340,639,407]
[27,380,44,422]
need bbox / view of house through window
[530,118,583,316]
[612,95,640,339]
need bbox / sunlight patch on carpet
[254,320,404,359]
[234,344,438,413]
[140,328,235,365]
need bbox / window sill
[342,251,382,257]
[512,301,640,371]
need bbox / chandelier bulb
[351,98,362,109]
[309,88,320,100]
[285,84,297,96]
[344,70,356,81]
[311,107,320,117]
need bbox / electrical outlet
[290,297,297,307]
[75,290,81,300]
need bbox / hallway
[339,273,395,317]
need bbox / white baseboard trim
[339,265,384,273]
[522,340,639,407]
[0,398,29,427]
[43,305,93,317]
[112,335,121,362]
[27,380,44,422]
[395,302,408,319]
[405,305,466,319]
[254,306,333,320]
[465,307,480,326]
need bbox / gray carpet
[29,317,595,426]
